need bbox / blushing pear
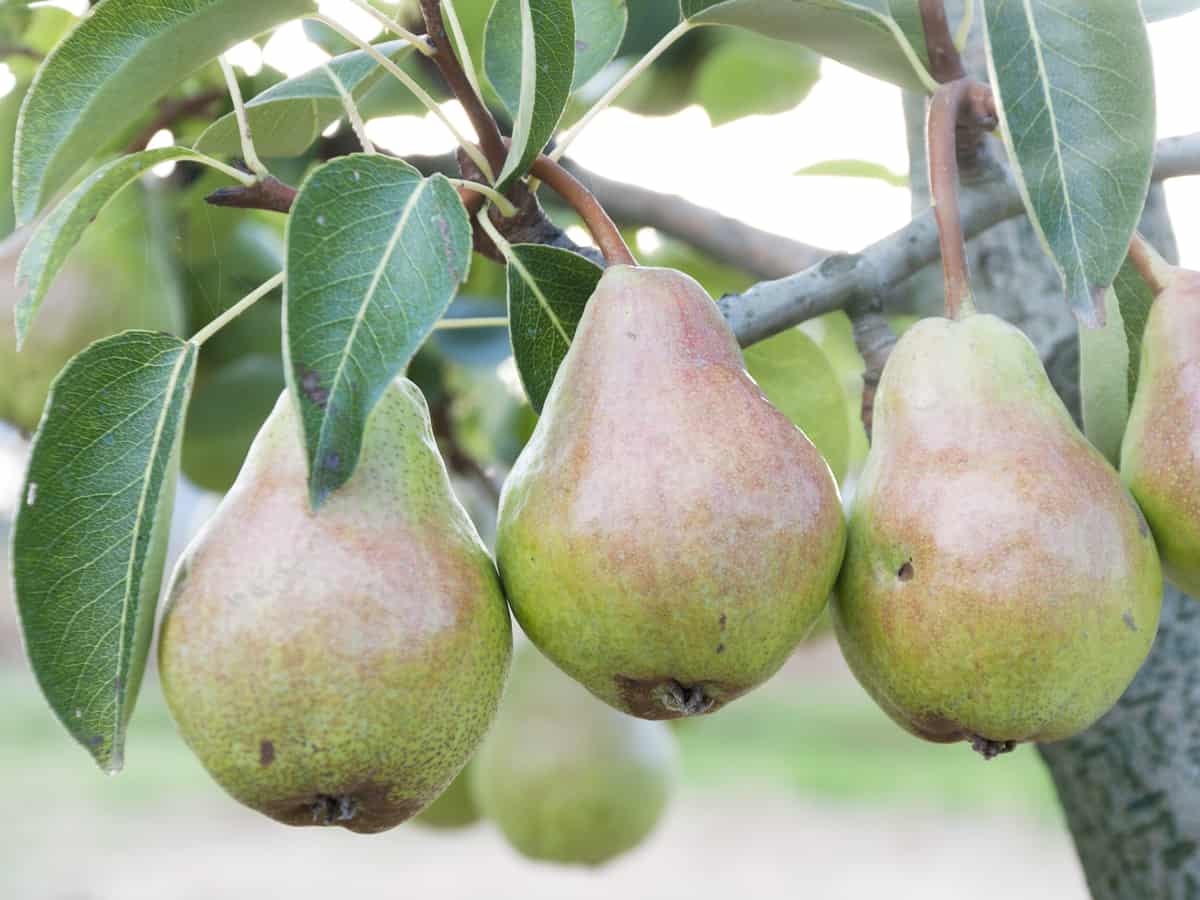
[1121,268,1200,596]
[159,379,512,832]
[835,312,1162,757]
[496,265,846,720]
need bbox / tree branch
[418,0,507,176]
[125,89,224,154]
[720,131,1200,348]
[919,0,966,83]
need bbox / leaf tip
[1071,284,1109,330]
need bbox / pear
[1,188,183,432]
[496,265,846,720]
[1121,269,1200,597]
[413,762,481,829]
[158,379,512,832]
[835,312,1162,756]
[471,643,678,866]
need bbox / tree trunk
[901,12,1198,896]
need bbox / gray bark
[901,12,1200,898]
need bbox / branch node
[205,177,298,214]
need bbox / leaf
[1080,256,1155,465]
[194,40,413,158]
[506,244,602,413]
[679,0,932,92]
[11,331,197,771]
[15,147,244,347]
[744,326,854,483]
[1141,0,1200,21]
[982,1,1155,326]
[692,29,820,125]
[794,158,908,187]
[484,0,576,187]
[14,0,315,224]
[284,154,472,507]
[573,0,629,88]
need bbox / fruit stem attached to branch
[926,78,996,319]
[1127,232,1176,297]
[420,0,508,178]
[529,155,636,266]
[919,0,966,84]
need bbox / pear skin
[1122,269,1200,596]
[835,313,1161,754]
[471,643,678,866]
[496,266,846,720]
[159,379,512,832]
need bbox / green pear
[835,312,1162,756]
[414,762,481,829]
[1121,269,1200,596]
[0,188,183,432]
[496,266,846,720]
[159,379,512,832]
[182,355,286,493]
[471,643,678,866]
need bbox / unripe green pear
[159,380,512,832]
[0,188,183,432]
[1121,269,1200,596]
[496,266,846,720]
[414,762,481,829]
[471,643,678,866]
[835,313,1162,756]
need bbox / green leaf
[195,40,413,158]
[679,0,931,92]
[15,147,244,347]
[284,154,472,507]
[1080,256,1155,465]
[744,326,854,483]
[14,0,315,224]
[982,1,1155,326]
[506,244,602,413]
[484,0,576,187]
[1141,0,1200,21]
[693,30,820,125]
[11,331,197,771]
[794,157,908,187]
[573,0,629,88]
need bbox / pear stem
[190,272,285,347]
[528,155,636,266]
[926,78,997,319]
[919,0,966,84]
[1127,232,1175,297]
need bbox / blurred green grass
[0,657,1061,823]
[673,674,1064,823]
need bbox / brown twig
[919,0,966,84]
[428,394,501,504]
[125,89,224,154]
[419,0,507,177]
[926,79,997,319]
[206,176,298,214]
[849,300,899,440]
[0,44,41,62]
[529,155,636,266]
